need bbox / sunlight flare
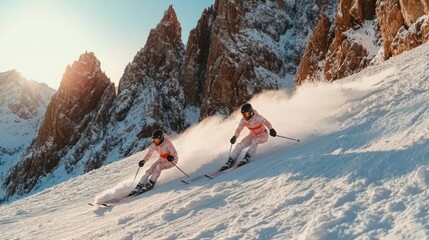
[1,7,87,88]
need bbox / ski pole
[170,161,191,178]
[132,167,140,184]
[228,143,232,158]
[277,135,300,142]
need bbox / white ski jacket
[234,110,273,138]
[143,134,178,162]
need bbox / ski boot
[237,154,251,167]
[140,180,156,193]
[129,182,145,195]
[220,157,235,171]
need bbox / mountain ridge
[3,0,429,201]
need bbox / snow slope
[0,42,428,239]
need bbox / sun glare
[1,7,87,89]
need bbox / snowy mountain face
[0,70,54,197]
[191,0,338,117]
[3,53,115,199]
[116,5,186,136]
[98,6,187,165]
[0,41,427,240]
[296,0,429,85]
[2,7,186,201]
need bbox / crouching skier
[220,103,276,171]
[130,129,178,195]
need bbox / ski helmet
[241,103,253,113]
[152,129,164,140]
[241,103,254,120]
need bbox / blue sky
[0,0,214,89]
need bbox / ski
[88,192,143,207]
[181,174,207,184]
[88,202,112,208]
[181,168,221,184]
[181,162,245,184]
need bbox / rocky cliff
[296,0,429,85]
[185,0,337,118]
[84,5,187,170]
[4,52,115,197]
[377,0,429,59]
[100,5,186,161]
[116,5,185,135]
[181,6,215,113]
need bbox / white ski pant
[230,132,269,161]
[139,158,178,184]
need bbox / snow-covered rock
[297,0,429,85]
[0,70,54,198]
[185,0,337,117]
[3,52,115,199]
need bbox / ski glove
[138,160,145,167]
[230,136,237,144]
[167,155,174,162]
[270,129,277,137]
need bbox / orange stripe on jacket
[248,124,263,131]
[160,151,171,159]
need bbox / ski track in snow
[1,44,429,239]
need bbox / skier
[130,129,178,195]
[220,103,276,171]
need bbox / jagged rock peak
[118,5,184,93]
[148,4,183,50]
[4,52,115,198]
[154,5,182,43]
[62,51,108,85]
[58,52,111,103]
[0,69,54,120]
[39,51,112,148]
[0,69,22,89]
[0,69,21,81]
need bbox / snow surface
[0,42,428,239]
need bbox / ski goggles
[241,112,251,118]
[152,137,161,145]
